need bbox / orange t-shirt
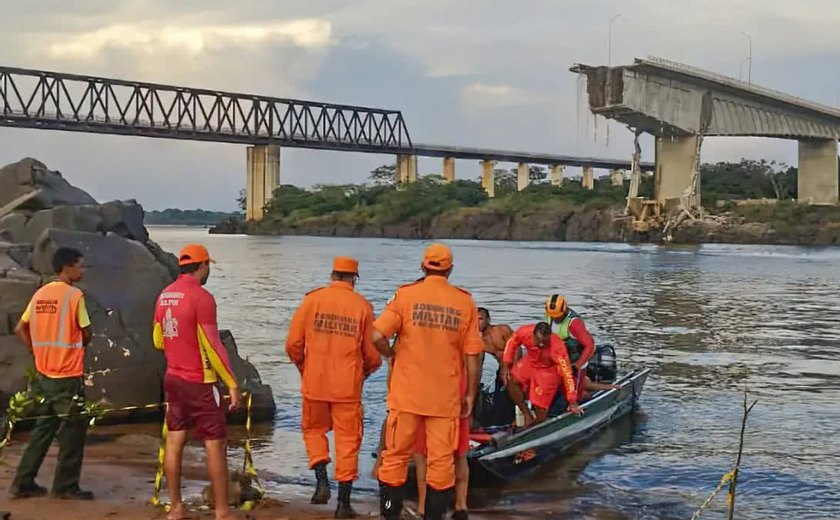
[285,281,382,403]
[374,275,483,418]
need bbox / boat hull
[467,368,650,486]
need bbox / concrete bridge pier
[397,154,418,184]
[798,139,839,204]
[550,165,565,187]
[654,135,701,208]
[517,163,530,191]
[482,160,495,198]
[582,166,594,190]
[610,169,625,186]
[443,157,455,183]
[245,144,281,221]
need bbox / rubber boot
[423,486,453,520]
[379,481,404,520]
[334,481,357,518]
[311,462,331,504]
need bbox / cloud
[461,83,545,109]
[46,19,332,60]
[2,1,840,211]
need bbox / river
[148,226,840,519]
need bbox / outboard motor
[587,344,617,383]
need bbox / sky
[2,0,840,211]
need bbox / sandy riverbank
[0,426,380,520]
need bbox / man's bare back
[482,324,513,361]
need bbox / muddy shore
[0,426,380,520]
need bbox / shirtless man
[477,308,514,377]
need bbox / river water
[148,227,840,519]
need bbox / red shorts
[413,415,470,457]
[164,375,226,441]
[512,360,561,410]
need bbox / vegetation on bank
[254,164,640,230]
[234,159,837,229]
[144,208,240,226]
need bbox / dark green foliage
[700,159,797,209]
[145,208,240,225]
[255,160,825,226]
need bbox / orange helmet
[545,294,568,319]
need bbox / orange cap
[332,256,359,275]
[422,243,453,271]
[178,244,215,266]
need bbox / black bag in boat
[473,374,516,429]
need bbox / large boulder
[21,206,104,245]
[0,158,97,210]
[0,276,40,336]
[0,336,33,409]
[100,200,148,243]
[33,229,172,336]
[0,213,28,243]
[220,330,275,422]
[0,157,276,425]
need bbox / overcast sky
[2,0,840,211]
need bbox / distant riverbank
[208,158,840,246]
[210,202,840,247]
[145,208,240,226]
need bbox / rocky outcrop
[0,158,96,210]
[0,158,275,423]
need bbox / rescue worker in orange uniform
[372,243,483,520]
[153,244,242,520]
[412,370,470,520]
[9,248,94,500]
[501,322,582,427]
[286,257,382,518]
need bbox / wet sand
[0,428,379,520]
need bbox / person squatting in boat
[500,322,583,428]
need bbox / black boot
[424,486,453,520]
[379,481,404,520]
[311,462,331,504]
[334,481,357,518]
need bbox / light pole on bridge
[741,31,752,84]
[609,13,622,66]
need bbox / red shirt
[152,275,238,388]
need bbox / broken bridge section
[571,56,840,208]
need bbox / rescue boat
[465,368,651,486]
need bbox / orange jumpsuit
[374,275,484,491]
[286,280,382,482]
[503,324,578,410]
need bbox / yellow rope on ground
[690,470,735,519]
[240,392,265,511]
[149,393,265,512]
[0,389,264,512]
[151,406,169,508]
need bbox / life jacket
[29,281,86,378]
[550,309,583,364]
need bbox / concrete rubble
[0,158,275,423]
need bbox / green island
[144,208,240,226]
[209,159,840,246]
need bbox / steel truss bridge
[0,65,648,170]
